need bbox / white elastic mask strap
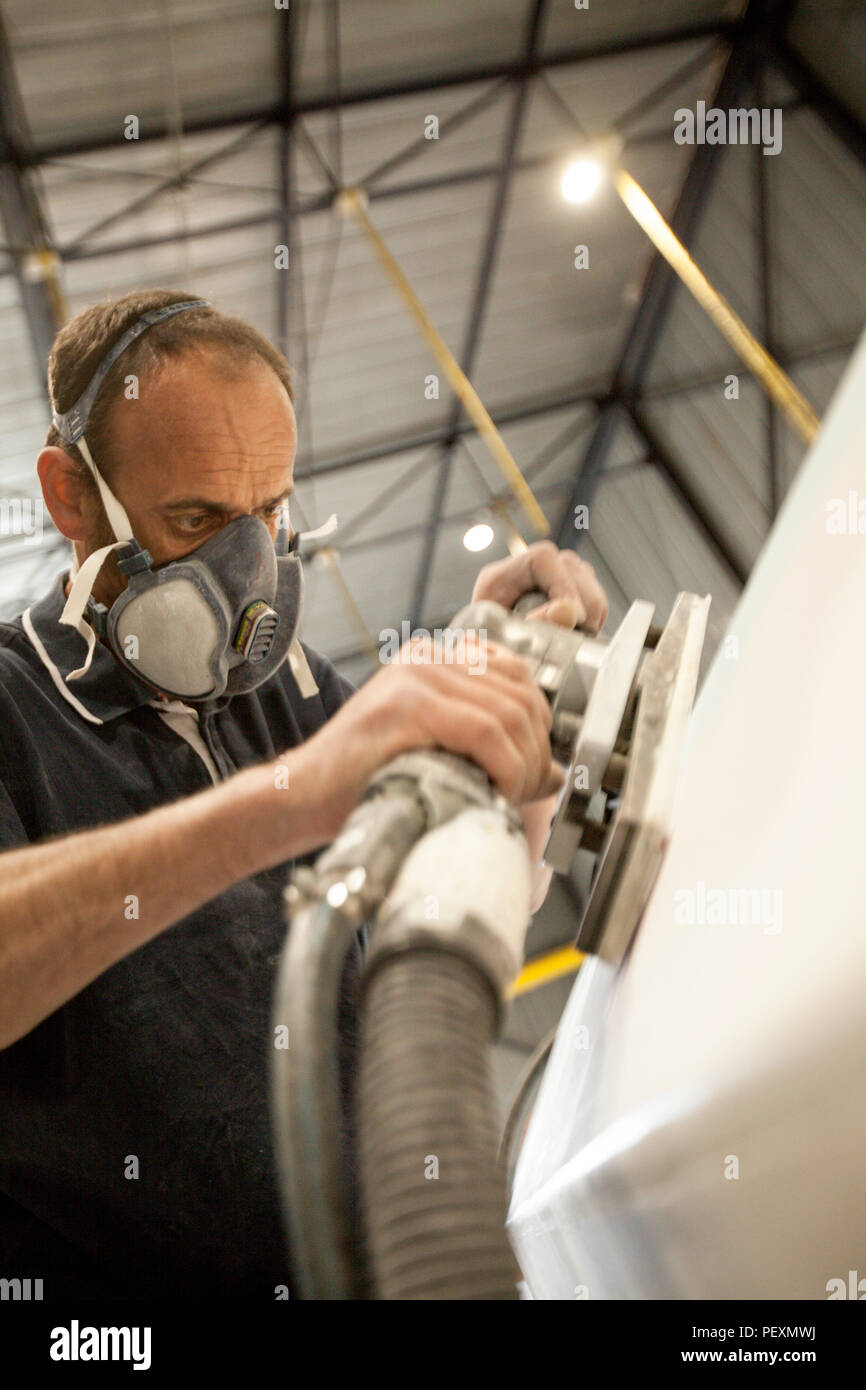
[59,436,136,682]
[288,639,319,698]
[298,512,338,544]
[60,539,129,680]
[77,435,134,541]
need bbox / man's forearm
[0,743,326,1050]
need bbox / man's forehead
[146,455,295,511]
[105,352,296,491]
[112,350,296,439]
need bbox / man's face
[79,348,297,610]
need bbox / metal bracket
[545,600,655,872]
[574,591,710,966]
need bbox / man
[0,289,608,1299]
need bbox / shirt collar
[21,570,162,724]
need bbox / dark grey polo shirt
[0,570,357,1300]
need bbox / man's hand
[471,537,609,633]
[471,539,610,911]
[298,541,610,914]
[298,634,565,847]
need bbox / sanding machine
[270,583,710,1299]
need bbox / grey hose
[270,900,369,1299]
[498,1025,557,1192]
[357,947,521,1300]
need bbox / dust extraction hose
[358,946,520,1298]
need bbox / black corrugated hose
[357,947,521,1300]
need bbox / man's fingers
[444,665,554,800]
[472,538,562,610]
[526,550,606,632]
[528,594,587,627]
[414,686,533,802]
[559,549,608,631]
[402,634,554,735]
[472,540,609,633]
[395,657,559,803]
[481,642,553,730]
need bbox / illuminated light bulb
[463,522,495,552]
[561,158,602,204]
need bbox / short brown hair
[45,288,295,487]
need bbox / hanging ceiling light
[561,157,602,204]
[560,135,623,205]
[463,521,495,553]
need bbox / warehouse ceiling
[0,0,864,688]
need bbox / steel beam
[555,401,620,547]
[292,335,856,485]
[41,133,668,263]
[359,79,512,191]
[59,122,269,257]
[25,19,737,162]
[295,387,599,481]
[771,35,866,170]
[13,98,803,266]
[639,332,857,403]
[319,479,568,561]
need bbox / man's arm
[0,743,326,1051]
[0,639,560,1050]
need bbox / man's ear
[36,447,97,542]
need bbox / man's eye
[178,515,209,532]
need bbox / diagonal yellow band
[507,944,585,1000]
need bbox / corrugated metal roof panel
[302,81,510,192]
[533,36,727,144]
[640,374,771,575]
[541,0,743,58]
[298,530,425,659]
[769,106,866,354]
[788,0,866,126]
[289,182,488,460]
[38,125,283,252]
[586,457,741,680]
[643,139,763,391]
[295,444,439,549]
[441,405,594,521]
[326,0,526,100]
[5,0,279,151]
[777,340,862,496]
[472,132,693,411]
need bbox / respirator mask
[52,300,334,702]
